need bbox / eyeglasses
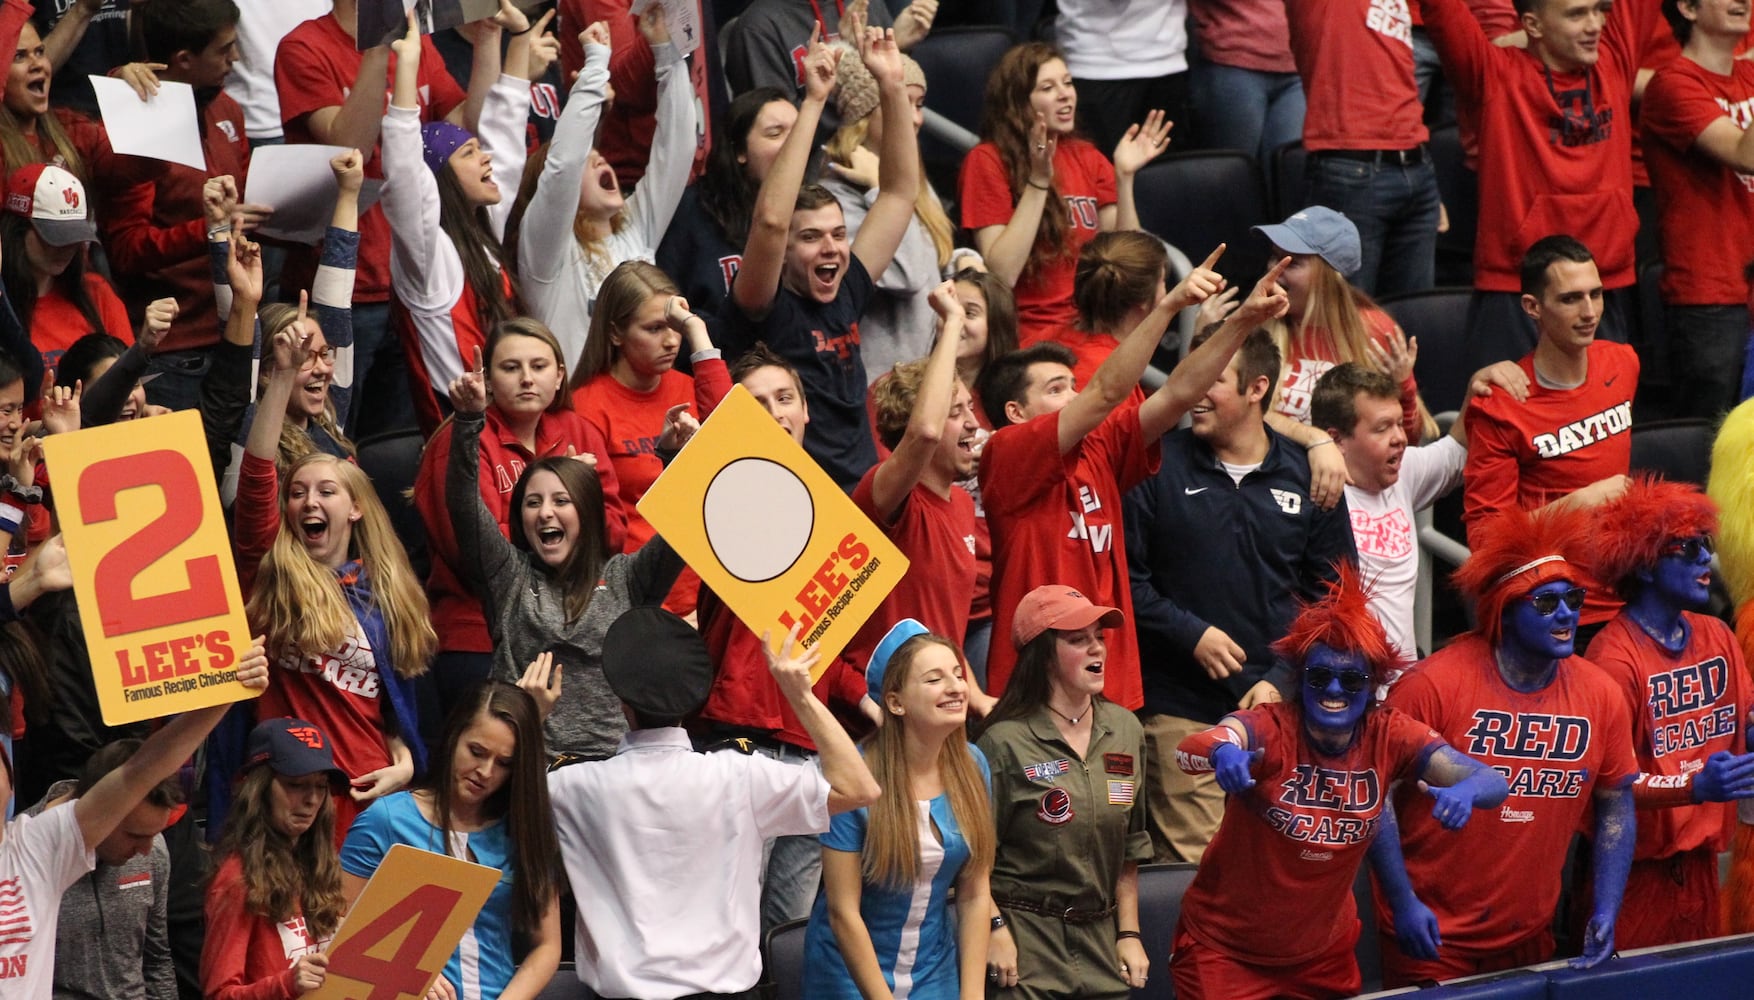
[1304,666,1372,693]
[1525,587,1586,616]
[300,346,337,368]
[1661,538,1715,562]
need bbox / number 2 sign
[307,844,501,1000]
[42,409,258,726]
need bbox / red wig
[1453,505,1592,647]
[1591,475,1718,601]
[1273,562,1404,686]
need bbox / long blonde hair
[1271,256,1378,378]
[247,454,435,678]
[825,118,954,271]
[862,634,995,890]
[213,767,345,938]
[257,303,355,469]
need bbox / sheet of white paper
[246,144,385,245]
[89,76,205,170]
[628,0,700,56]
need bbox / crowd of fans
[0,0,1752,997]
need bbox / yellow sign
[639,385,909,675]
[309,844,501,1000]
[41,410,257,726]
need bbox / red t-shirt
[1585,611,1748,858]
[32,273,133,366]
[696,586,870,749]
[201,854,327,1000]
[413,407,626,653]
[1285,0,1428,151]
[571,361,730,613]
[1419,0,1654,291]
[978,403,1159,708]
[959,139,1116,344]
[1462,340,1637,536]
[845,470,979,673]
[275,14,466,302]
[1642,57,1754,306]
[1274,309,1419,441]
[1181,704,1443,965]
[1379,635,1638,954]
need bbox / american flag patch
[1024,758,1071,782]
[1107,780,1135,805]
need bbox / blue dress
[339,791,517,1000]
[802,745,990,1000]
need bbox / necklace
[1046,699,1094,727]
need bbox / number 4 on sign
[306,845,500,1000]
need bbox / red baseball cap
[5,163,96,247]
[1012,585,1123,649]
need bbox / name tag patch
[1025,758,1071,782]
[1103,753,1134,775]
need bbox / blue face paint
[1649,535,1713,611]
[1300,643,1371,739]
[1503,579,1583,662]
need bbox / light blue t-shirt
[339,791,516,1000]
[802,745,990,1000]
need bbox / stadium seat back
[1132,862,1198,1000]
[763,917,809,1000]
[1380,286,1474,417]
[1630,418,1714,487]
[909,27,1017,136]
[1131,152,1270,292]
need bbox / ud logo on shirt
[1270,489,1302,515]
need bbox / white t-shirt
[0,804,95,998]
[227,1,331,139]
[1342,436,1466,667]
[1055,0,1190,80]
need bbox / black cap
[603,608,715,719]
[245,718,346,781]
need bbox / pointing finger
[1199,243,1227,270]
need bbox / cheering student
[1170,567,1506,999]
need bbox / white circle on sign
[703,458,814,582]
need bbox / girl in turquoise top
[805,621,996,1000]
[339,681,561,1000]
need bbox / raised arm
[1106,111,1173,233]
[244,295,310,464]
[764,626,882,814]
[968,121,1057,287]
[315,151,364,427]
[869,282,963,516]
[1053,245,1230,453]
[519,24,612,289]
[304,46,394,155]
[732,28,838,320]
[848,26,922,279]
[380,14,451,308]
[625,9,696,249]
[445,347,526,595]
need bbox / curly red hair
[1273,562,1404,686]
[1590,475,1718,601]
[1453,505,1592,647]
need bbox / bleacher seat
[1273,140,1308,220]
[533,962,585,1000]
[908,26,1016,136]
[1132,862,1197,1000]
[1131,152,1270,292]
[1355,970,1549,998]
[1379,286,1474,417]
[1630,418,1714,487]
[354,428,430,579]
[764,916,808,1000]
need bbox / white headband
[1492,554,1566,587]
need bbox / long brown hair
[698,87,793,248]
[977,631,1084,735]
[571,261,677,387]
[257,303,356,468]
[861,635,995,889]
[247,454,435,677]
[422,681,559,937]
[435,166,519,332]
[213,767,345,938]
[978,43,1076,276]
[509,456,607,623]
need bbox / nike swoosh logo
[1184,487,1209,496]
[1604,375,1619,387]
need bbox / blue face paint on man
[1646,535,1714,611]
[1300,642,1372,744]
[1503,579,1584,662]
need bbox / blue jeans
[755,743,824,936]
[1188,59,1305,166]
[345,301,418,439]
[1669,303,1750,419]
[144,348,212,413]
[1304,153,1441,297]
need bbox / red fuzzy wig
[1453,505,1592,647]
[1272,562,1404,686]
[1591,475,1718,601]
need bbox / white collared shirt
[548,728,830,998]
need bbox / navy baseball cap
[245,718,345,782]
